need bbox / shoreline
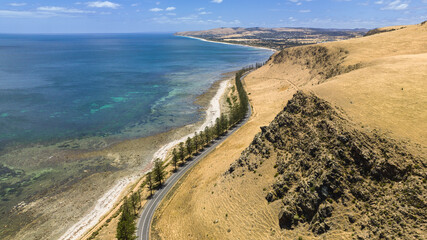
[55,36,274,240]
[177,35,277,53]
[1,35,275,240]
[151,80,229,161]
[59,79,231,240]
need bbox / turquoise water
[0,34,272,148]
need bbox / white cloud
[199,11,212,15]
[288,0,312,5]
[375,0,384,4]
[131,3,138,7]
[37,6,94,14]
[0,5,95,18]
[165,7,176,11]
[177,14,199,21]
[381,0,409,10]
[152,14,240,26]
[149,8,163,12]
[288,16,297,22]
[0,10,38,17]
[9,3,26,7]
[207,19,240,25]
[299,9,311,13]
[0,9,64,18]
[86,1,120,9]
[156,2,160,5]
[197,8,205,11]
[211,0,223,3]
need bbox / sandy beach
[151,80,230,161]
[58,78,231,240]
[0,34,272,240]
[178,35,277,53]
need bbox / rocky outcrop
[272,46,362,82]
[227,91,426,239]
[364,27,405,36]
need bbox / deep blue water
[0,34,271,147]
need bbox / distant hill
[176,27,368,50]
[364,25,407,36]
[155,22,426,240]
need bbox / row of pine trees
[168,67,252,173]
[116,192,141,240]
[116,64,262,239]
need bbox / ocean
[0,33,272,239]
[0,34,271,148]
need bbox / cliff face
[227,91,426,239]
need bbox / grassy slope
[152,23,426,239]
[310,23,427,146]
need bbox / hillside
[176,27,367,50]
[152,22,427,239]
[227,91,425,239]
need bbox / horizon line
[0,25,375,35]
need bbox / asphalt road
[136,73,252,240]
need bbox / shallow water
[0,33,271,148]
[0,34,272,238]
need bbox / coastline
[151,80,229,162]
[1,35,274,240]
[177,35,277,53]
[59,78,231,240]
[151,23,427,240]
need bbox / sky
[0,0,426,33]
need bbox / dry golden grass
[152,56,309,239]
[309,23,427,146]
[324,24,427,65]
[79,77,236,240]
[152,22,427,239]
[311,53,427,146]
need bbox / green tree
[193,132,200,152]
[130,192,139,215]
[116,197,136,240]
[227,67,250,127]
[153,158,165,186]
[229,104,239,125]
[220,113,228,133]
[186,137,193,156]
[172,148,179,171]
[215,117,221,137]
[179,142,185,163]
[204,126,212,143]
[199,130,207,147]
[146,172,154,197]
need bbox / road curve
[136,73,252,240]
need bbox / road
[136,73,252,240]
